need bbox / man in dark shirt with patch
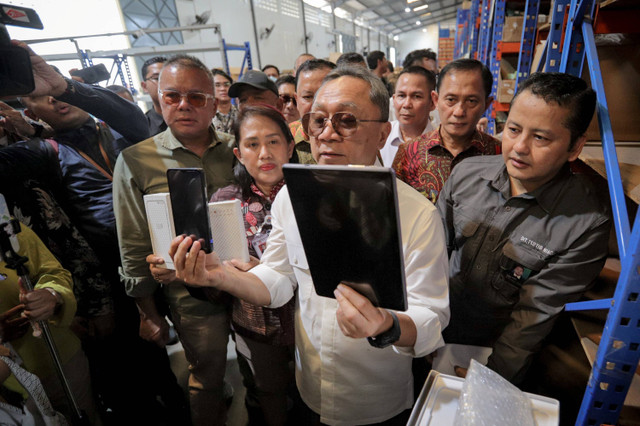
[436,72,610,384]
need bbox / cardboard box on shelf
[228,67,242,81]
[462,0,472,9]
[497,57,518,104]
[502,16,524,42]
[583,41,640,141]
[497,79,516,103]
[531,39,547,73]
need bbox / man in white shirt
[170,66,450,425]
[381,66,437,166]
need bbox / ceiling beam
[369,0,451,20]
[390,10,458,33]
[331,0,348,9]
[374,3,460,26]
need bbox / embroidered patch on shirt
[519,236,555,255]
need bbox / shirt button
[505,206,511,211]
[476,265,481,269]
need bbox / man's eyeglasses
[214,82,231,88]
[159,90,215,108]
[145,75,159,83]
[302,112,386,138]
[279,95,296,106]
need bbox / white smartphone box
[208,199,250,263]
[144,193,176,270]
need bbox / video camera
[0,3,43,97]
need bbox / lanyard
[74,122,114,181]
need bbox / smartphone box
[144,193,176,269]
[208,200,250,263]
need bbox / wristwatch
[367,311,401,348]
[61,77,76,96]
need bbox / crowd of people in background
[0,37,609,426]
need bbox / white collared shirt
[380,119,435,167]
[250,177,449,425]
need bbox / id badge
[252,232,269,259]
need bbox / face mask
[268,76,277,83]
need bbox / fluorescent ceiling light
[405,7,410,12]
[407,0,419,3]
[413,4,429,11]
[394,35,399,41]
[422,28,427,32]
[416,20,421,25]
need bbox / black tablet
[283,164,407,311]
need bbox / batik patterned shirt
[393,127,501,203]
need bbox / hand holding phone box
[144,193,176,269]
[208,199,250,263]
[144,195,250,270]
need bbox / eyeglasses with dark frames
[159,90,215,108]
[302,112,386,138]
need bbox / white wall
[396,19,455,68]
[180,0,395,72]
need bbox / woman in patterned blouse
[210,105,297,425]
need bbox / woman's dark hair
[232,105,297,200]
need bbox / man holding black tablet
[171,66,450,425]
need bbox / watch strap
[367,310,400,348]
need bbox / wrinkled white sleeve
[393,184,450,357]
[249,187,298,308]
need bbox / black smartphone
[167,168,213,253]
[0,4,43,97]
[0,4,43,29]
[0,45,34,96]
[70,63,110,84]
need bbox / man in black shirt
[140,56,168,135]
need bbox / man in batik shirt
[393,59,500,203]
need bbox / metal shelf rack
[457,0,543,135]
[454,8,471,59]
[452,0,640,423]
[555,1,640,424]
[25,24,252,92]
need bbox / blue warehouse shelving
[454,0,640,423]
[558,0,640,424]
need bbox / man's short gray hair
[159,54,214,87]
[321,66,389,121]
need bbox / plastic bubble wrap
[454,359,535,426]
